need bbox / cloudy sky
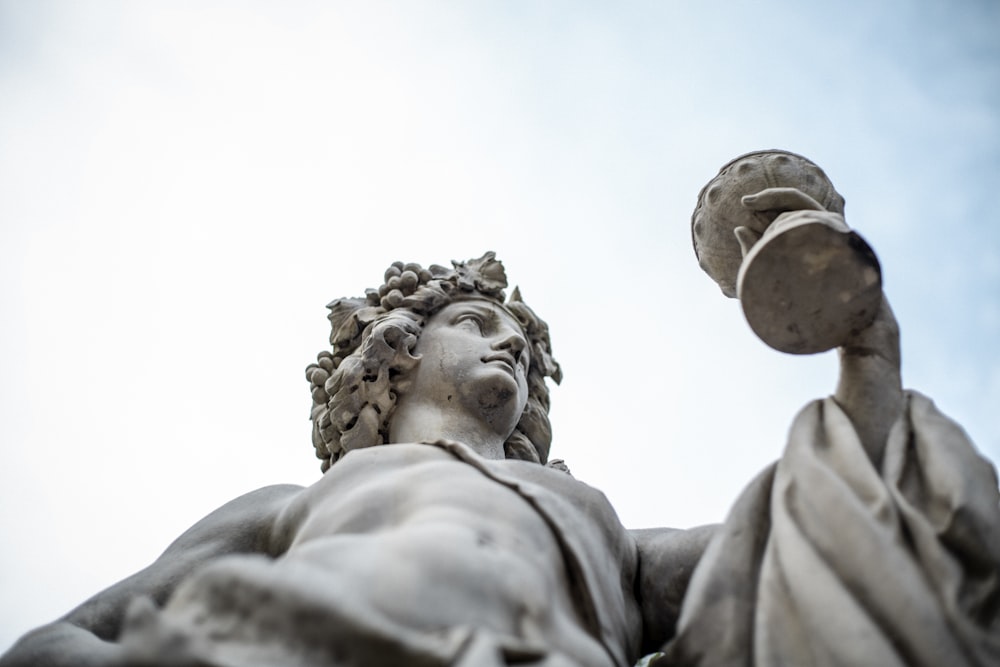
[1,0,997,651]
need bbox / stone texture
[659,392,1000,667]
[691,149,846,299]
[4,158,998,666]
[0,253,707,667]
[664,151,1000,667]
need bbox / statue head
[306,252,562,472]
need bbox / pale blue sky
[1,0,997,650]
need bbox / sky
[1,0,998,652]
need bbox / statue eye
[455,313,486,332]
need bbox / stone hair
[306,252,562,472]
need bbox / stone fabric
[659,391,1000,667]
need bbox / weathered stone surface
[664,152,1000,667]
[0,253,708,667]
[3,156,997,667]
[738,211,882,354]
[691,149,845,299]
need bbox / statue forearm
[834,294,903,467]
[632,524,718,653]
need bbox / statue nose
[495,331,526,360]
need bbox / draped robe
[660,391,1000,667]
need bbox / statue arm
[834,294,903,467]
[630,524,717,654]
[741,188,904,467]
[0,483,303,667]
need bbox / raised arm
[740,188,904,466]
[833,294,903,466]
[0,483,302,667]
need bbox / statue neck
[388,400,507,460]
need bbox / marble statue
[0,252,714,666]
[664,151,1000,667]
[3,151,998,667]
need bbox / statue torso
[260,442,637,665]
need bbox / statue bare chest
[286,444,558,547]
[268,444,589,639]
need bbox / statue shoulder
[163,483,306,558]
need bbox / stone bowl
[737,213,882,354]
[692,150,882,354]
[691,150,846,298]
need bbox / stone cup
[692,150,882,354]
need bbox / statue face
[407,299,531,439]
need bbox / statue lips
[482,352,518,376]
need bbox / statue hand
[742,187,851,235]
[741,186,827,214]
[733,188,850,258]
[763,208,851,237]
[734,187,880,356]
